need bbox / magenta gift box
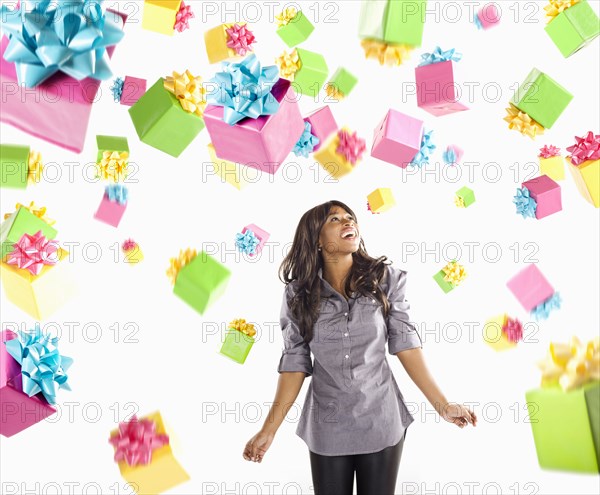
[203,79,304,174]
[243,224,270,257]
[371,110,424,168]
[1,330,56,438]
[94,194,127,228]
[506,265,555,312]
[523,175,562,220]
[415,60,469,116]
[304,106,338,152]
[477,4,501,29]
[120,76,147,106]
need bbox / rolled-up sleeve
[386,267,423,355]
[277,284,313,376]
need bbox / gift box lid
[523,174,560,195]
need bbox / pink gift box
[523,175,562,220]
[204,79,304,175]
[120,76,147,106]
[93,194,127,228]
[371,110,424,168]
[243,224,270,257]
[477,4,501,30]
[446,144,464,163]
[304,106,338,152]
[415,61,469,117]
[506,265,555,312]
[1,330,56,438]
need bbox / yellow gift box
[207,143,250,190]
[0,248,74,320]
[314,128,355,179]
[142,0,182,36]
[483,314,517,351]
[539,156,565,181]
[110,412,190,495]
[124,248,144,265]
[204,23,248,64]
[568,157,599,207]
[367,188,396,213]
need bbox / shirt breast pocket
[355,295,383,325]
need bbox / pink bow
[174,2,194,33]
[109,416,169,466]
[503,317,523,343]
[567,131,600,165]
[539,145,561,158]
[226,23,256,56]
[336,130,366,165]
[6,231,59,276]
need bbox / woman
[243,200,476,494]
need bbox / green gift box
[219,328,255,364]
[1,207,57,260]
[276,11,314,47]
[510,69,573,129]
[173,251,231,315]
[1,144,29,189]
[327,68,358,98]
[358,0,427,47]
[129,78,205,158]
[433,270,455,293]
[545,0,600,58]
[294,48,329,97]
[96,135,129,162]
[526,382,600,473]
[456,186,475,207]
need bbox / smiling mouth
[341,230,358,239]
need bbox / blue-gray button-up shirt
[277,264,423,456]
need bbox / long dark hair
[278,200,391,343]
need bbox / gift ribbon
[109,416,169,466]
[122,239,138,252]
[531,292,561,321]
[174,2,194,33]
[454,195,466,208]
[293,122,320,158]
[442,260,467,286]
[473,12,484,30]
[536,336,599,391]
[503,317,523,343]
[504,104,545,138]
[544,0,580,21]
[276,49,301,81]
[110,77,124,103]
[418,46,462,66]
[513,187,537,219]
[3,202,55,226]
[325,82,344,100]
[106,184,128,205]
[275,7,298,27]
[27,150,43,184]
[164,70,206,117]
[226,23,256,56]
[367,202,380,215]
[411,130,436,167]
[443,146,459,165]
[566,131,600,166]
[0,0,125,88]
[167,248,197,285]
[235,229,260,255]
[97,151,129,182]
[5,326,73,405]
[337,129,366,166]
[361,39,413,66]
[229,318,256,338]
[7,231,60,276]
[539,144,561,158]
[208,54,280,126]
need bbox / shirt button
[344,332,349,337]
[344,354,349,359]
[344,312,348,316]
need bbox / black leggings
[309,430,406,495]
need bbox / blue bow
[513,187,537,219]
[293,122,320,158]
[1,0,125,88]
[411,130,436,167]
[208,54,280,126]
[473,13,484,30]
[106,184,128,205]
[530,292,561,321]
[443,146,458,165]
[235,229,260,255]
[110,76,124,102]
[418,46,463,67]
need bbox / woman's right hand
[243,429,275,463]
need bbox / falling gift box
[277,48,329,97]
[544,0,600,57]
[304,107,338,152]
[142,0,182,36]
[566,131,599,208]
[506,264,560,320]
[482,314,523,351]
[367,188,396,213]
[220,319,256,364]
[371,110,424,168]
[0,145,42,189]
[96,135,130,182]
[521,175,562,220]
[122,239,144,265]
[109,412,190,494]
[207,143,251,190]
[433,260,467,293]
[326,68,358,100]
[1,205,57,260]
[455,186,475,208]
[236,224,270,257]
[538,145,565,181]
[94,185,129,228]
[276,8,315,47]
[474,3,501,30]
[0,5,125,153]
[204,23,256,64]
[314,128,366,179]
[358,0,427,47]
[120,77,147,106]
[443,144,464,165]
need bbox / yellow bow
[537,337,600,391]
[361,39,413,66]
[325,83,344,100]
[3,201,56,225]
[504,104,545,139]
[276,7,298,27]
[544,0,580,21]
[163,70,207,117]
[442,261,467,286]
[97,151,129,182]
[276,49,302,81]
[454,195,466,208]
[229,318,257,338]
[27,150,43,184]
[166,248,198,285]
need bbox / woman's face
[318,206,360,256]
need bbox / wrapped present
[504,104,545,139]
[314,128,366,179]
[433,260,467,293]
[120,77,148,106]
[236,225,270,257]
[367,188,396,213]
[455,186,475,208]
[544,0,599,57]
[410,130,436,167]
[207,144,250,190]
[304,107,338,152]
[443,144,464,165]
[539,145,565,181]
[566,131,599,207]
[129,71,206,158]
[94,185,129,228]
[517,175,562,220]
[0,4,125,153]
[122,239,144,265]
[371,110,424,168]
[415,46,469,116]
[220,318,256,364]
[167,249,231,315]
[325,68,358,100]
[142,0,182,36]
[361,39,414,66]
[1,329,57,437]
[358,0,427,47]
[109,412,190,494]
[204,23,256,64]
[506,264,560,320]
[276,48,328,97]
[525,337,600,473]
[1,204,57,259]
[1,144,42,189]
[474,3,501,30]
[483,314,523,351]
[276,8,314,47]
[293,122,320,158]
[204,55,304,173]
[96,135,130,181]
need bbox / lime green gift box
[433,270,454,293]
[455,186,475,207]
[277,11,314,47]
[129,78,205,158]
[526,381,600,473]
[327,68,358,98]
[294,48,328,97]
[220,328,255,364]
[96,135,129,162]
[1,145,29,189]
[545,0,600,58]
[358,0,427,47]
[1,207,57,260]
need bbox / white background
[1,1,599,494]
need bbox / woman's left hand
[440,403,477,428]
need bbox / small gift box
[358,0,427,47]
[142,0,182,36]
[94,185,129,228]
[544,0,600,57]
[207,143,250,190]
[367,188,396,213]
[506,264,561,319]
[483,314,523,351]
[415,46,469,116]
[566,131,599,207]
[167,249,231,315]
[0,145,42,189]
[204,23,256,64]
[525,337,600,473]
[277,48,329,97]
[1,204,57,259]
[516,175,562,220]
[371,110,424,168]
[120,77,148,106]
[304,106,338,152]
[235,224,270,257]
[122,239,144,265]
[314,128,366,179]
[96,135,129,182]
[433,260,467,293]
[220,318,256,364]
[474,3,501,30]
[129,71,206,158]
[539,145,565,181]
[455,186,475,208]
[443,144,464,165]
[109,412,190,494]
[276,8,314,47]
[204,55,304,173]
[326,68,358,100]
[1,232,75,319]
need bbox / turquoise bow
[411,130,436,167]
[235,229,260,255]
[110,76,124,102]
[531,293,561,321]
[106,184,128,205]
[513,187,537,219]
[443,146,458,165]
[418,46,462,66]
[293,122,320,158]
